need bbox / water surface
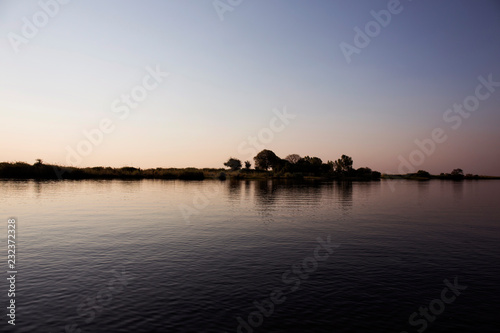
[1,179,499,332]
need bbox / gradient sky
[1,0,499,175]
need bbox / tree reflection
[253,180,325,225]
[335,181,353,211]
[254,180,278,224]
[452,179,464,202]
[417,180,430,206]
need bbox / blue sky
[1,0,499,175]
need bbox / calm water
[1,179,499,332]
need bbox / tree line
[224,149,381,179]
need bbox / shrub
[179,170,205,180]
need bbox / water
[1,179,499,332]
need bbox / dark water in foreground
[1,179,499,332]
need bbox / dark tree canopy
[224,157,242,171]
[244,161,251,170]
[450,168,464,179]
[295,156,324,174]
[416,170,431,177]
[285,154,301,164]
[254,149,280,171]
[250,151,380,179]
[334,155,353,174]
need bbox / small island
[0,151,498,181]
[382,169,500,180]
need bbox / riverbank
[382,174,500,180]
[0,162,382,181]
[2,162,497,181]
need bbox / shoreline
[1,162,498,181]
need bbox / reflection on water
[0,179,499,332]
[335,181,353,210]
[452,179,465,202]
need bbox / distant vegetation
[0,161,207,180]
[382,168,499,180]
[1,150,379,181]
[1,153,497,181]
[224,150,382,180]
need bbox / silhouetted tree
[416,170,431,178]
[254,150,280,171]
[244,161,251,170]
[450,168,464,179]
[293,156,323,174]
[334,155,353,175]
[224,157,242,171]
[309,157,323,174]
[356,167,372,176]
[321,161,334,174]
[34,159,43,166]
[285,154,301,164]
[355,167,381,179]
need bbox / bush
[416,170,431,178]
[179,170,204,180]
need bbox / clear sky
[1,0,499,175]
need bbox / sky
[1,0,499,175]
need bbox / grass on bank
[2,162,497,181]
[381,173,500,180]
[0,161,380,181]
